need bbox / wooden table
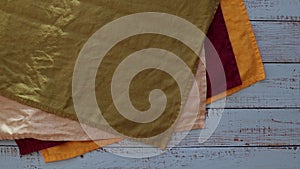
[0,0,299,168]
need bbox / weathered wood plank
[0,64,298,147]
[95,108,300,148]
[0,141,16,146]
[252,21,300,63]
[245,0,300,21]
[183,108,300,147]
[1,109,299,147]
[0,64,299,145]
[0,146,299,169]
[220,64,300,108]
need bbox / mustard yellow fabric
[41,138,123,163]
[206,0,265,104]
[0,0,219,148]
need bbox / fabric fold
[2,4,240,144]
[39,0,266,162]
[5,0,265,162]
[0,0,219,148]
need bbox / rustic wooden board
[215,64,300,108]
[252,22,300,63]
[0,146,299,169]
[1,108,299,148]
[81,108,300,147]
[245,0,300,21]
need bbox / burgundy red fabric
[15,139,65,155]
[205,5,242,98]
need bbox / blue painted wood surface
[0,0,299,168]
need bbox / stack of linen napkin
[0,0,265,162]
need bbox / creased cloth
[39,0,266,162]
[17,4,243,161]
[12,0,266,161]
[13,45,207,154]
[1,44,207,140]
[0,95,120,141]
[14,4,241,158]
[3,4,239,144]
[0,0,219,148]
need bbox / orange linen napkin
[41,138,123,163]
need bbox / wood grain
[0,146,299,169]
[252,22,300,63]
[78,108,300,148]
[214,64,300,108]
[1,109,299,147]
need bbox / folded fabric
[14,43,207,154]
[14,4,242,157]
[3,4,239,145]
[1,43,207,141]
[7,43,207,155]
[41,138,123,163]
[207,0,266,103]
[14,45,207,154]
[0,0,219,148]
[0,95,120,141]
[39,0,266,162]
[15,0,266,160]
[205,5,242,98]
[15,139,65,155]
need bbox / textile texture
[0,0,219,148]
